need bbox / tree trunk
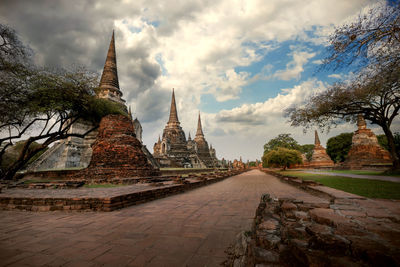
[382,125,400,170]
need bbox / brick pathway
[0,170,327,267]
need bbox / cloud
[328,73,342,79]
[273,50,316,81]
[0,0,380,160]
[215,78,326,126]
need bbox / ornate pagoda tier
[342,115,392,169]
[309,130,334,168]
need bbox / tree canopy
[326,133,353,163]
[0,24,126,179]
[263,134,300,154]
[262,147,302,170]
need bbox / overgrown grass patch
[278,171,400,199]
[322,170,400,177]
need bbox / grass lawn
[278,171,400,200]
[320,170,400,177]
[83,184,126,188]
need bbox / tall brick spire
[196,112,204,137]
[98,30,125,105]
[168,88,179,123]
[314,130,321,146]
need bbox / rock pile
[227,194,400,266]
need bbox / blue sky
[1,0,398,161]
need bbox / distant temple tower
[342,114,392,169]
[309,130,334,168]
[153,90,218,168]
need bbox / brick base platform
[0,170,245,212]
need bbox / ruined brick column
[85,114,160,179]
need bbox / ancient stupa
[153,90,218,168]
[309,130,334,168]
[342,115,392,169]
[27,31,160,176]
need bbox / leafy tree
[263,134,300,154]
[377,133,400,157]
[326,133,353,163]
[262,147,302,170]
[299,144,314,162]
[287,2,400,170]
[0,24,125,180]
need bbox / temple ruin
[309,130,334,168]
[27,31,159,172]
[342,115,392,169]
[153,90,219,168]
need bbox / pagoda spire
[314,130,321,146]
[128,106,133,120]
[196,112,204,137]
[98,30,125,104]
[188,132,192,140]
[168,88,179,123]
[357,114,367,130]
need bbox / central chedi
[27,30,160,178]
[153,90,219,168]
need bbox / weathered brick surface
[0,170,244,212]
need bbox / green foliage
[84,97,127,123]
[262,147,302,170]
[377,132,400,155]
[326,133,353,163]
[248,161,257,167]
[279,171,400,199]
[263,134,300,154]
[0,141,47,172]
[299,144,314,162]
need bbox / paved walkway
[302,170,400,183]
[0,170,327,267]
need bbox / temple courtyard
[1,170,399,266]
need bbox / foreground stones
[226,171,400,267]
[228,194,400,266]
[0,170,244,212]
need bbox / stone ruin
[85,114,160,179]
[309,130,334,169]
[26,31,160,178]
[153,89,219,168]
[341,115,392,169]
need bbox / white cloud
[273,50,316,80]
[328,73,342,79]
[0,0,381,161]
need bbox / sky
[1,0,399,161]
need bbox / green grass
[83,184,126,188]
[278,171,400,200]
[318,170,400,177]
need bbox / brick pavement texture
[0,170,328,266]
